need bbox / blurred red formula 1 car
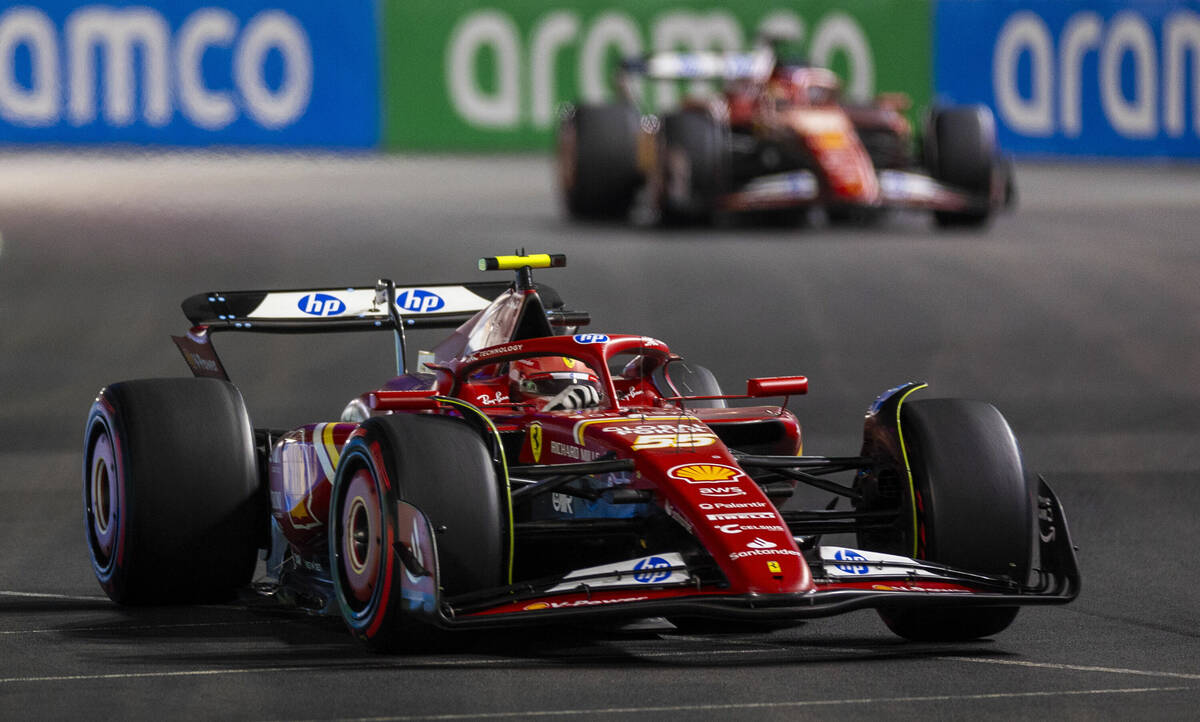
[558,45,1014,227]
[84,254,1075,651]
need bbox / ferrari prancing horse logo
[529,423,543,463]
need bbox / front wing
[720,169,987,215]
[393,478,1079,630]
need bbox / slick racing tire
[861,398,1034,642]
[926,106,997,228]
[83,378,262,604]
[558,104,642,220]
[330,414,505,652]
[657,110,730,225]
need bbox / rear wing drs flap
[180,281,520,333]
[623,48,774,82]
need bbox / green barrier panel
[382,1,930,151]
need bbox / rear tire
[859,398,1033,641]
[330,414,504,651]
[657,110,730,225]
[926,106,997,228]
[82,378,261,604]
[558,104,642,219]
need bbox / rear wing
[173,279,581,381]
[180,281,519,334]
[623,48,774,82]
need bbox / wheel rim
[87,431,119,563]
[347,498,370,573]
[340,468,382,608]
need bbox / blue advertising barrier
[0,1,378,147]
[936,0,1200,158]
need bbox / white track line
[0,665,342,685]
[943,656,1200,681]
[288,687,1196,721]
[0,619,289,636]
[0,590,108,602]
[0,589,306,636]
[0,647,794,685]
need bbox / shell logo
[524,602,550,611]
[668,463,743,484]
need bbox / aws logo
[298,293,346,317]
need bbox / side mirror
[746,376,808,397]
[368,390,441,411]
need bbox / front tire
[657,110,730,225]
[926,106,998,228]
[330,414,505,651]
[82,378,261,604]
[859,398,1034,641]
[558,104,642,220]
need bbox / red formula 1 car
[83,254,1076,650]
[558,46,1014,227]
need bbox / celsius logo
[396,289,445,313]
[632,556,672,583]
[833,549,869,575]
[573,333,608,344]
[298,293,345,317]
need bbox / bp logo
[632,556,672,583]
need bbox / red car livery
[83,254,1076,650]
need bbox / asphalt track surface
[1,152,1198,720]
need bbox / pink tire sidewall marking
[341,467,382,605]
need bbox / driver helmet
[509,356,601,403]
[767,67,801,105]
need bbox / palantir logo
[632,556,671,583]
[396,289,445,313]
[298,293,345,317]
